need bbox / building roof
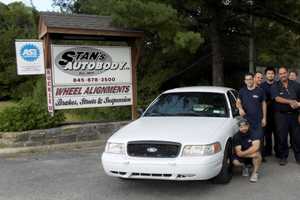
[38,12,144,39]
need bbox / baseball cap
[238,118,249,127]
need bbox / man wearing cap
[233,118,262,182]
[271,66,300,165]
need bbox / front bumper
[101,152,223,181]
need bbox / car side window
[227,91,238,117]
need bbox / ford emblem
[147,147,158,153]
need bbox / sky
[0,0,57,11]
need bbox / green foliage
[0,101,17,112]
[111,0,179,36]
[256,20,300,67]
[2,0,300,129]
[138,67,176,107]
[64,107,131,122]
[174,32,204,53]
[0,2,38,99]
[0,77,64,132]
[0,98,65,132]
[32,77,47,105]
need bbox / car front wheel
[212,142,233,184]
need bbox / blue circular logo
[20,44,40,62]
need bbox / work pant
[274,112,300,161]
[263,110,278,157]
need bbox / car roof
[163,86,235,94]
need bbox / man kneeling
[233,118,262,183]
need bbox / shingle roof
[39,12,143,38]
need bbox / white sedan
[102,86,240,184]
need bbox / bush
[64,106,131,122]
[0,98,65,132]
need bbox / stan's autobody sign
[51,45,132,109]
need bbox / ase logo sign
[20,44,40,62]
[15,40,45,75]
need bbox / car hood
[109,117,228,144]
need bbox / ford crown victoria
[102,86,240,184]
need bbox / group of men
[232,66,300,183]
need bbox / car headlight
[182,142,221,156]
[105,142,125,154]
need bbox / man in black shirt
[254,71,263,87]
[271,66,300,165]
[233,118,262,183]
[260,67,278,157]
[236,73,267,138]
[289,69,298,81]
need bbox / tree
[0,2,38,99]
[66,0,205,104]
[54,0,300,92]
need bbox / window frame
[143,92,230,118]
[227,90,239,118]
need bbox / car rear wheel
[212,141,233,184]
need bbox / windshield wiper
[172,112,203,116]
[145,112,171,116]
[145,112,214,117]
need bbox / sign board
[46,68,54,114]
[51,45,132,110]
[15,40,45,75]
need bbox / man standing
[254,71,263,87]
[260,67,277,157]
[237,73,267,140]
[233,118,262,183]
[271,66,300,165]
[289,69,298,81]
[288,69,298,147]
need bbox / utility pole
[248,0,255,73]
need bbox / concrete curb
[0,139,105,156]
[0,121,129,148]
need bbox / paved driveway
[0,145,299,200]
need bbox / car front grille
[127,141,181,158]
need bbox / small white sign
[46,68,54,114]
[15,40,45,75]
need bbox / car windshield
[144,92,229,118]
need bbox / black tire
[212,141,233,184]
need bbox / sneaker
[242,166,250,177]
[279,158,288,166]
[250,173,259,183]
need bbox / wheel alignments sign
[50,45,132,110]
